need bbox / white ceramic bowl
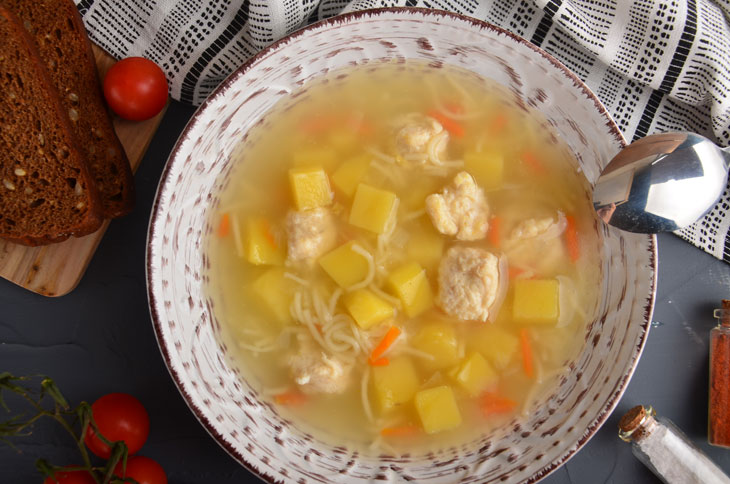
[147,8,656,483]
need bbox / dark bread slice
[0,6,103,246]
[4,0,135,219]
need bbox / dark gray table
[2,100,729,483]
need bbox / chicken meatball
[437,246,501,322]
[287,336,351,394]
[286,207,336,262]
[394,113,448,158]
[507,213,566,244]
[426,171,489,241]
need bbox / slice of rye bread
[4,0,135,219]
[0,6,103,246]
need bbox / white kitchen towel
[75,0,730,262]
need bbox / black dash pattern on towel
[74,0,730,263]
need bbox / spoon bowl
[593,132,730,233]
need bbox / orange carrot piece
[521,151,545,175]
[564,215,580,262]
[488,216,501,248]
[488,113,507,136]
[217,213,230,237]
[369,326,402,363]
[262,219,277,249]
[370,357,390,367]
[274,392,308,406]
[520,328,534,378]
[380,425,420,437]
[427,110,465,138]
[480,392,517,416]
[299,114,337,135]
[508,266,524,280]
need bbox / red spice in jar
[709,300,730,448]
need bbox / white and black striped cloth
[75,0,730,262]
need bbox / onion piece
[556,275,576,328]
[488,254,509,323]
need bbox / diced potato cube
[468,326,519,370]
[251,268,295,324]
[293,148,338,170]
[405,225,444,273]
[332,154,371,197]
[386,262,433,317]
[349,183,398,234]
[318,241,371,288]
[372,356,420,412]
[289,166,333,211]
[464,151,504,190]
[411,323,460,371]
[513,279,560,324]
[246,217,284,266]
[450,352,498,396]
[414,385,462,434]
[344,289,395,329]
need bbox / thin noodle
[284,272,309,286]
[365,147,397,164]
[347,244,376,291]
[328,288,343,315]
[361,367,374,422]
[368,284,403,310]
[395,345,436,361]
[427,131,449,165]
[403,153,428,162]
[238,340,279,353]
[401,209,426,223]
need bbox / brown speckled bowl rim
[146,7,658,484]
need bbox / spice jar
[710,300,730,448]
[618,405,730,484]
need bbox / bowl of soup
[147,7,656,483]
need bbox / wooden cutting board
[0,45,167,297]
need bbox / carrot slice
[488,113,507,136]
[488,216,501,248]
[521,151,545,175]
[370,357,390,367]
[380,425,420,437]
[217,213,231,237]
[262,219,277,249]
[564,215,580,262]
[481,392,517,416]
[427,110,464,138]
[508,266,524,280]
[369,326,401,364]
[274,392,308,406]
[520,328,534,378]
[299,114,337,135]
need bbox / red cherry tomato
[114,455,167,484]
[84,393,150,459]
[103,57,168,121]
[43,469,95,484]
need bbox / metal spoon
[593,132,730,233]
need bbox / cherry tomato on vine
[42,469,95,484]
[103,57,168,121]
[113,455,167,484]
[84,393,150,459]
